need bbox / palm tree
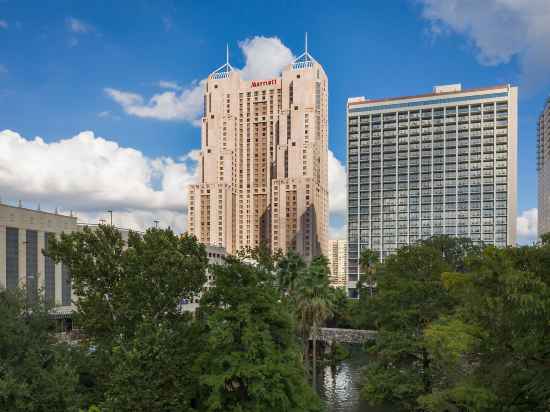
[295,256,333,391]
[276,250,306,295]
[359,248,379,297]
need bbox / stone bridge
[314,328,377,344]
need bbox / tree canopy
[358,236,550,411]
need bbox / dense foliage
[0,290,81,412]
[357,236,550,411]
[7,226,547,411]
[195,256,321,411]
[1,226,330,411]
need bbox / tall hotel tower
[538,97,550,238]
[187,45,329,260]
[347,84,517,297]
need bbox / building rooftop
[348,84,510,107]
[0,201,76,220]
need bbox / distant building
[187,41,329,261]
[180,244,227,313]
[205,245,227,289]
[347,84,517,297]
[538,97,550,239]
[327,239,347,288]
[0,203,78,306]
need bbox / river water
[317,345,396,412]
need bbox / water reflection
[317,346,395,412]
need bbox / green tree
[46,226,207,343]
[195,256,321,412]
[276,250,307,295]
[104,320,201,411]
[327,287,356,329]
[419,245,550,411]
[359,248,379,297]
[0,289,81,412]
[360,236,479,409]
[294,255,333,390]
[45,225,209,410]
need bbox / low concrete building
[0,203,78,306]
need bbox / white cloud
[238,36,294,80]
[66,17,94,34]
[104,81,204,125]
[105,35,295,125]
[0,20,8,29]
[0,129,199,232]
[104,88,143,107]
[328,150,347,217]
[157,80,182,91]
[97,110,120,120]
[419,0,550,90]
[517,208,538,244]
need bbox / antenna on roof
[226,43,229,66]
[291,33,315,70]
[211,43,234,79]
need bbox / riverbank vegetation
[2,227,548,411]
[355,235,550,411]
[0,226,335,411]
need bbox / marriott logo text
[251,79,277,87]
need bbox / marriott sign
[251,79,277,87]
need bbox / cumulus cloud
[418,0,550,90]
[238,36,294,80]
[66,17,94,34]
[105,35,295,124]
[517,208,538,244]
[0,129,199,232]
[104,81,204,125]
[157,80,182,91]
[0,20,8,29]
[328,150,347,217]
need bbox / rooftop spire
[292,32,316,70]
[211,43,234,80]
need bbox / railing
[292,61,313,70]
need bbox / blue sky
[1,0,549,242]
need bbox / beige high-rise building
[327,239,347,288]
[538,97,550,239]
[187,46,329,260]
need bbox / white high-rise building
[538,97,550,239]
[187,44,329,260]
[327,239,347,288]
[347,84,518,297]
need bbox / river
[317,345,396,412]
